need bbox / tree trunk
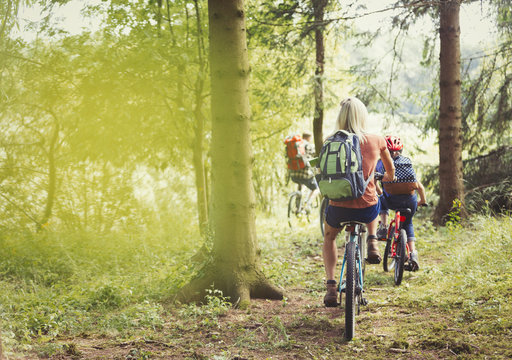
[193,87,209,236]
[0,0,13,44]
[39,121,59,231]
[177,0,283,305]
[192,0,209,237]
[434,0,466,225]
[312,0,327,155]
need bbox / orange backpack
[284,134,307,170]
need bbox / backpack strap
[363,171,374,188]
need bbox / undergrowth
[1,209,511,358]
[0,224,199,356]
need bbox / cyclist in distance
[375,135,427,271]
[323,97,395,307]
[288,131,320,208]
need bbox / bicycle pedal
[404,263,413,271]
[361,298,369,306]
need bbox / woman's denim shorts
[325,202,380,229]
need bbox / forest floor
[8,214,512,359]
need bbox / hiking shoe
[367,236,382,264]
[409,251,419,271]
[376,223,387,240]
[323,280,338,307]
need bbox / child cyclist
[375,136,426,271]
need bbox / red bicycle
[380,207,412,285]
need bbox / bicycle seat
[339,220,367,227]
[395,208,412,216]
[339,221,367,233]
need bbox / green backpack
[315,130,372,201]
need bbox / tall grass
[0,217,200,355]
[396,214,512,334]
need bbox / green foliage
[0,219,199,353]
[178,287,231,329]
[395,215,512,334]
[1,0,210,233]
[465,179,512,215]
[445,198,463,229]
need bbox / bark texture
[434,0,466,225]
[178,0,283,304]
[192,0,209,236]
[312,0,327,155]
[39,121,59,231]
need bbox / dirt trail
[41,257,464,359]
[31,236,511,360]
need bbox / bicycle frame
[387,211,410,258]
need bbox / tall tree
[387,0,467,223]
[312,0,327,154]
[191,0,209,236]
[434,0,465,224]
[178,0,283,304]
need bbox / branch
[253,125,291,143]
[0,166,48,175]
[0,51,78,88]
[251,1,439,28]
[0,191,41,226]
[0,50,45,66]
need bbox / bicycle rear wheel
[320,197,328,236]
[394,229,407,285]
[287,192,302,229]
[345,241,356,341]
[383,226,395,272]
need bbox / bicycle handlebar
[375,172,429,208]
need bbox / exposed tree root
[176,262,284,305]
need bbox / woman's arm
[380,148,395,182]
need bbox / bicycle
[379,207,411,285]
[287,184,320,230]
[336,221,368,341]
[375,173,426,285]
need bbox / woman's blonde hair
[335,97,368,143]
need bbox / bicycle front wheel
[320,197,328,236]
[345,241,356,341]
[358,233,366,280]
[394,229,407,285]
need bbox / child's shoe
[409,251,419,271]
[376,223,387,240]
